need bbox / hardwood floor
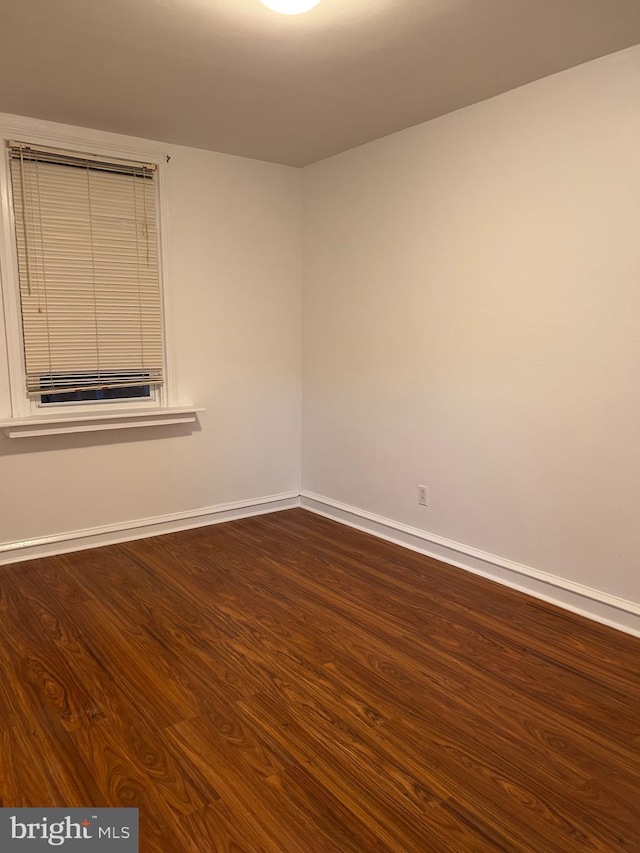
[0,508,638,851]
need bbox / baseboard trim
[300,491,640,638]
[0,491,300,566]
[3,487,638,638]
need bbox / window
[39,372,152,404]
[5,140,165,412]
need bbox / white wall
[0,119,302,548]
[302,46,640,607]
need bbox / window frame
[0,117,176,421]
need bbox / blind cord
[86,161,101,383]
[33,150,54,386]
[133,169,146,379]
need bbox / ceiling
[1,0,640,167]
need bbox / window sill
[0,406,204,438]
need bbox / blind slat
[8,141,157,175]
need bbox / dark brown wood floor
[0,509,638,851]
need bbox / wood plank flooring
[0,508,638,851]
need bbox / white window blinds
[8,141,164,397]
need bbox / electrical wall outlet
[418,485,428,506]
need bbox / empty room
[0,0,638,850]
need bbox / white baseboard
[3,486,638,638]
[0,491,300,566]
[300,491,640,638]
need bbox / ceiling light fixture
[260,0,322,14]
